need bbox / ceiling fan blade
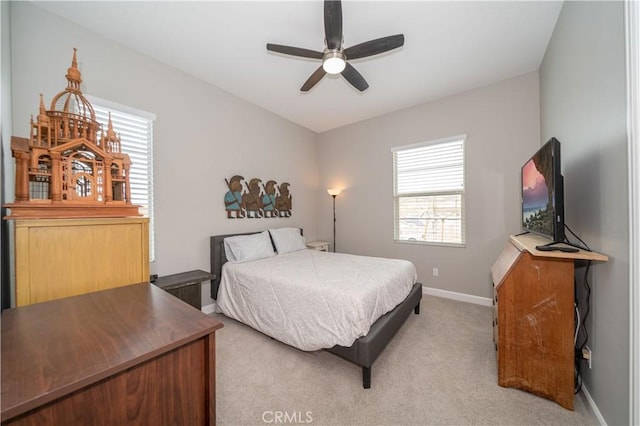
[341,63,369,92]
[324,0,343,50]
[301,66,327,92]
[266,43,324,59]
[344,34,405,60]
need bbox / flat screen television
[521,137,565,243]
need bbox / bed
[210,229,422,388]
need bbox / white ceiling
[34,1,563,133]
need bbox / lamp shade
[323,57,346,74]
[322,51,346,75]
[327,188,341,197]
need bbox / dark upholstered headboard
[210,229,303,300]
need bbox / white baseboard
[422,286,493,307]
[581,384,607,425]
[201,303,216,315]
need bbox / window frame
[86,95,156,261]
[392,134,467,247]
[625,0,640,423]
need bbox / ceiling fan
[266,0,405,92]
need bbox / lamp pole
[327,189,341,252]
[331,194,337,252]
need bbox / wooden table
[1,283,224,425]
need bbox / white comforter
[216,249,417,351]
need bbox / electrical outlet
[582,346,592,369]
[432,268,439,277]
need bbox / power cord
[564,221,594,394]
[564,223,592,252]
[574,259,592,394]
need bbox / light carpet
[211,295,598,425]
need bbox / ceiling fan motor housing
[322,49,346,74]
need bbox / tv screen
[521,137,565,242]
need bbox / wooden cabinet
[491,234,607,410]
[1,283,224,425]
[13,217,149,306]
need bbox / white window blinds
[88,96,156,260]
[392,136,466,246]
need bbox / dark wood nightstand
[152,270,215,310]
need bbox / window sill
[394,239,466,248]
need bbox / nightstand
[152,269,215,310]
[306,241,330,252]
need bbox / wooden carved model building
[5,48,139,218]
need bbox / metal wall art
[224,175,292,219]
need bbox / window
[392,135,465,246]
[87,96,156,260]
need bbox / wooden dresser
[491,233,607,410]
[13,217,149,306]
[1,283,224,425]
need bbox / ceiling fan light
[322,51,346,74]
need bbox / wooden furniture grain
[13,217,149,306]
[491,233,607,410]
[153,269,215,310]
[1,283,224,425]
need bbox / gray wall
[316,73,540,298]
[540,1,629,424]
[6,2,320,308]
[1,0,14,308]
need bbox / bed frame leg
[363,366,371,389]
[414,303,420,315]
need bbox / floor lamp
[327,189,341,252]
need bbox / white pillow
[224,231,276,263]
[269,227,306,254]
